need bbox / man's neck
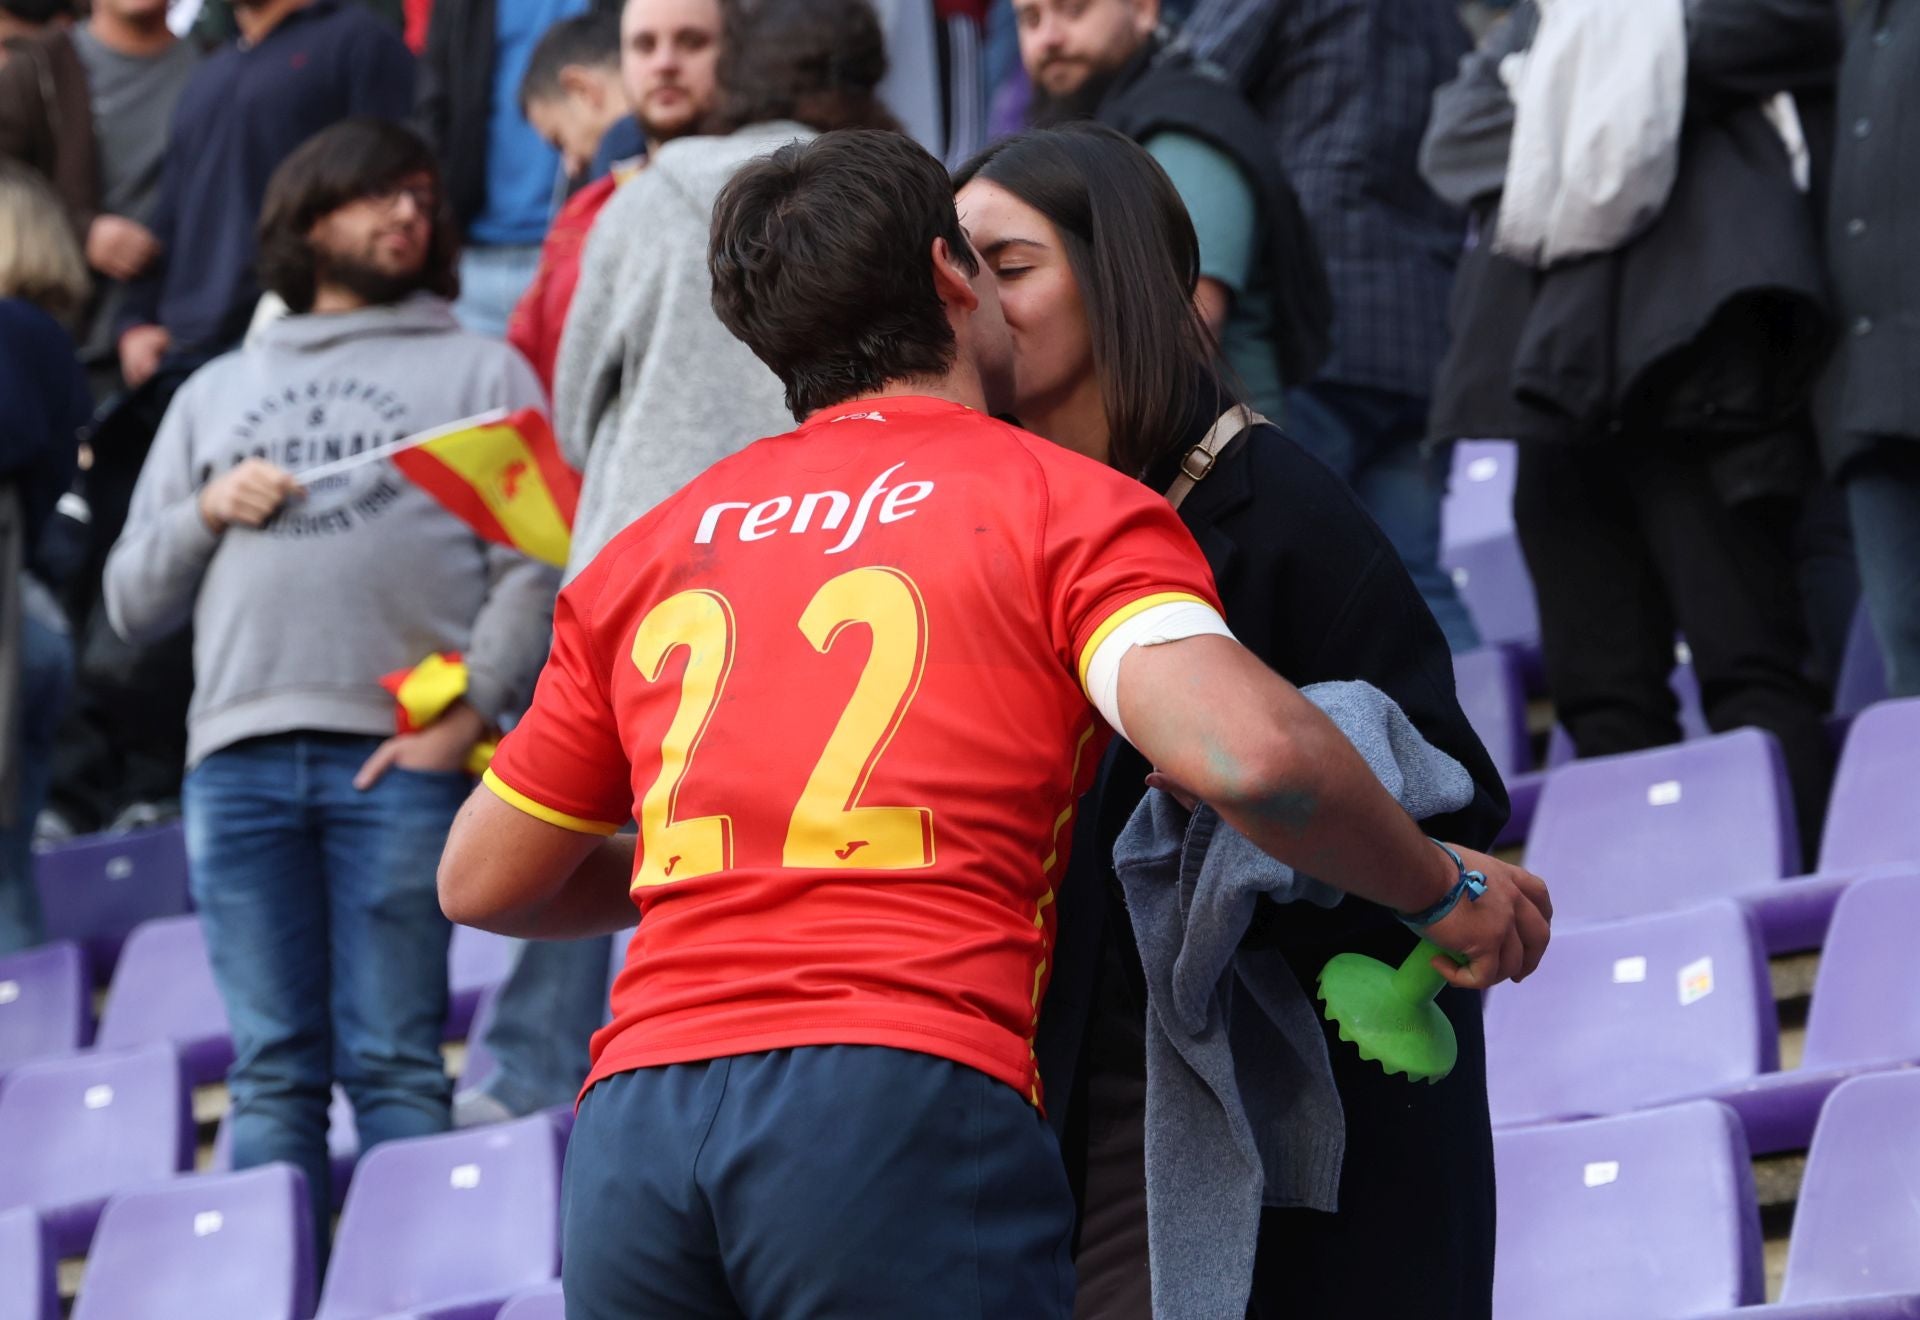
[234,0,309,46]
[86,9,175,57]
[311,285,369,315]
[839,367,989,418]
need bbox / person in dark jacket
[957,122,1510,1320]
[1422,0,1840,858]
[0,163,88,951]
[1823,0,1920,697]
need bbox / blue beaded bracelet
[1397,839,1489,931]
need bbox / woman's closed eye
[993,265,1034,279]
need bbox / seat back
[1454,646,1531,781]
[0,1206,56,1320]
[33,824,191,974]
[73,1163,314,1320]
[498,1281,566,1320]
[1493,1102,1763,1318]
[95,915,233,1085]
[1485,902,1776,1128]
[1819,698,1920,874]
[1800,871,1920,1072]
[1525,729,1798,927]
[1441,441,1541,652]
[0,1044,192,1256]
[447,925,517,1040]
[316,1115,562,1317]
[1780,1070,1920,1304]
[0,940,89,1079]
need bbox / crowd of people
[0,0,1911,1312]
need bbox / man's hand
[355,702,489,791]
[87,214,161,281]
[1423,847,1552,990]
[119,324,170,388]
[199,459,302,533]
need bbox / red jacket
[506,173,620,395]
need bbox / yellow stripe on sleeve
[482,768,623,836]
[1075,592,1213,695]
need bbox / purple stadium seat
[459,982,502,1094]
[1493,1101,1763,1319]
[1524,729,1799,930]
[0,1205,57,1320]
[496,1282,565,1320]
[72,1163,315,1320]
[210,1086,359,1210]
[0,1043,193,1256]
[95,916,233,1087]
[447,926,517,1040]
[1694,1072,1920,1320]
[33,824,192,975]
[0,940,89,1080]
[1713,872,1920,1153]
[315,1114,563,1320]
[1456,646,1531,782]
[1440,442,1542,665]
[1485,902,1776,1130]
[608,926,634,1003]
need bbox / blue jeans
[1847,449,1920,697]
[469,932,611,1114]
[0,578,74,954]
[182,733,467,1260]
[453,244,542,339]
[1283,383,1482,652]
[564,1047,1075,1318]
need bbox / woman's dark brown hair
[704,0,900,136]
[954,122,1235,477]
[256,118,460,314]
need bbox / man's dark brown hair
[257,118,460,314]
[709,129,977,419]
[704,0,899,136]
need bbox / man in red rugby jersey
[438,128,1550,1318]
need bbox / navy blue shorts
[561,1045,1076,1319]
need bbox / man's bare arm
[438,785,638,939]
[1117,634,1551,989]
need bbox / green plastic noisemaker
[1317,938,1470,1084]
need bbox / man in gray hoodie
[101,117,556,1262]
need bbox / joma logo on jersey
[693,462,935,554]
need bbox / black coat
[414,0,497,233]
[1034,412,1508,1313]
[1821,0,1920,475]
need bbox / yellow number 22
[629,568,935,888]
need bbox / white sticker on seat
[0,980,19,1005]
[450,1163,482,1190]
[1467,456,1501,482]
[1584,1161,1620,1187]
[1647,780,1683,807]
[1612,956,1647,984]
[1451,567,1471,589]
[1679,957,1714,1006]
[106,856,134,881]
[84,1085,114,1109]
[193,1211,224,1237]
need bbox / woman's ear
[929,236,982,314]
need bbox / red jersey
[485,396,1219,1105]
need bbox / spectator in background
[1014,0,1329,425]
[1179,0,1481,652]
[101,120,555,1263]
[0,0,200,398]
[0,0,65,50]
[1422,0,1839,857]
[505,0,723,391]
[0,163,87,953]
[1824,0,1920,697]
[0,3,90,233]
[46,0,414,839]
[416,0,598,336]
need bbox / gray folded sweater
[1113,679,1475,1318]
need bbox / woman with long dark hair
[955,122,1509,1318]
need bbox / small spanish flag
[378,651,497,775]
[388,408,580,568]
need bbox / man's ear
[930,236,981,314]
[557,65,597,103]
[1134,0,1161,38]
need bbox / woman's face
[955,178,1095,426]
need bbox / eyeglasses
[367,182,438,214]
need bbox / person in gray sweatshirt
[454,0,904,1129]
[100,118,557,1262]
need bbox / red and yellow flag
[378,651,497,774]
[388,408,580,568]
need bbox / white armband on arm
[1085,600,1237,744]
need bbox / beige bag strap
[1164,405,1266,510]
